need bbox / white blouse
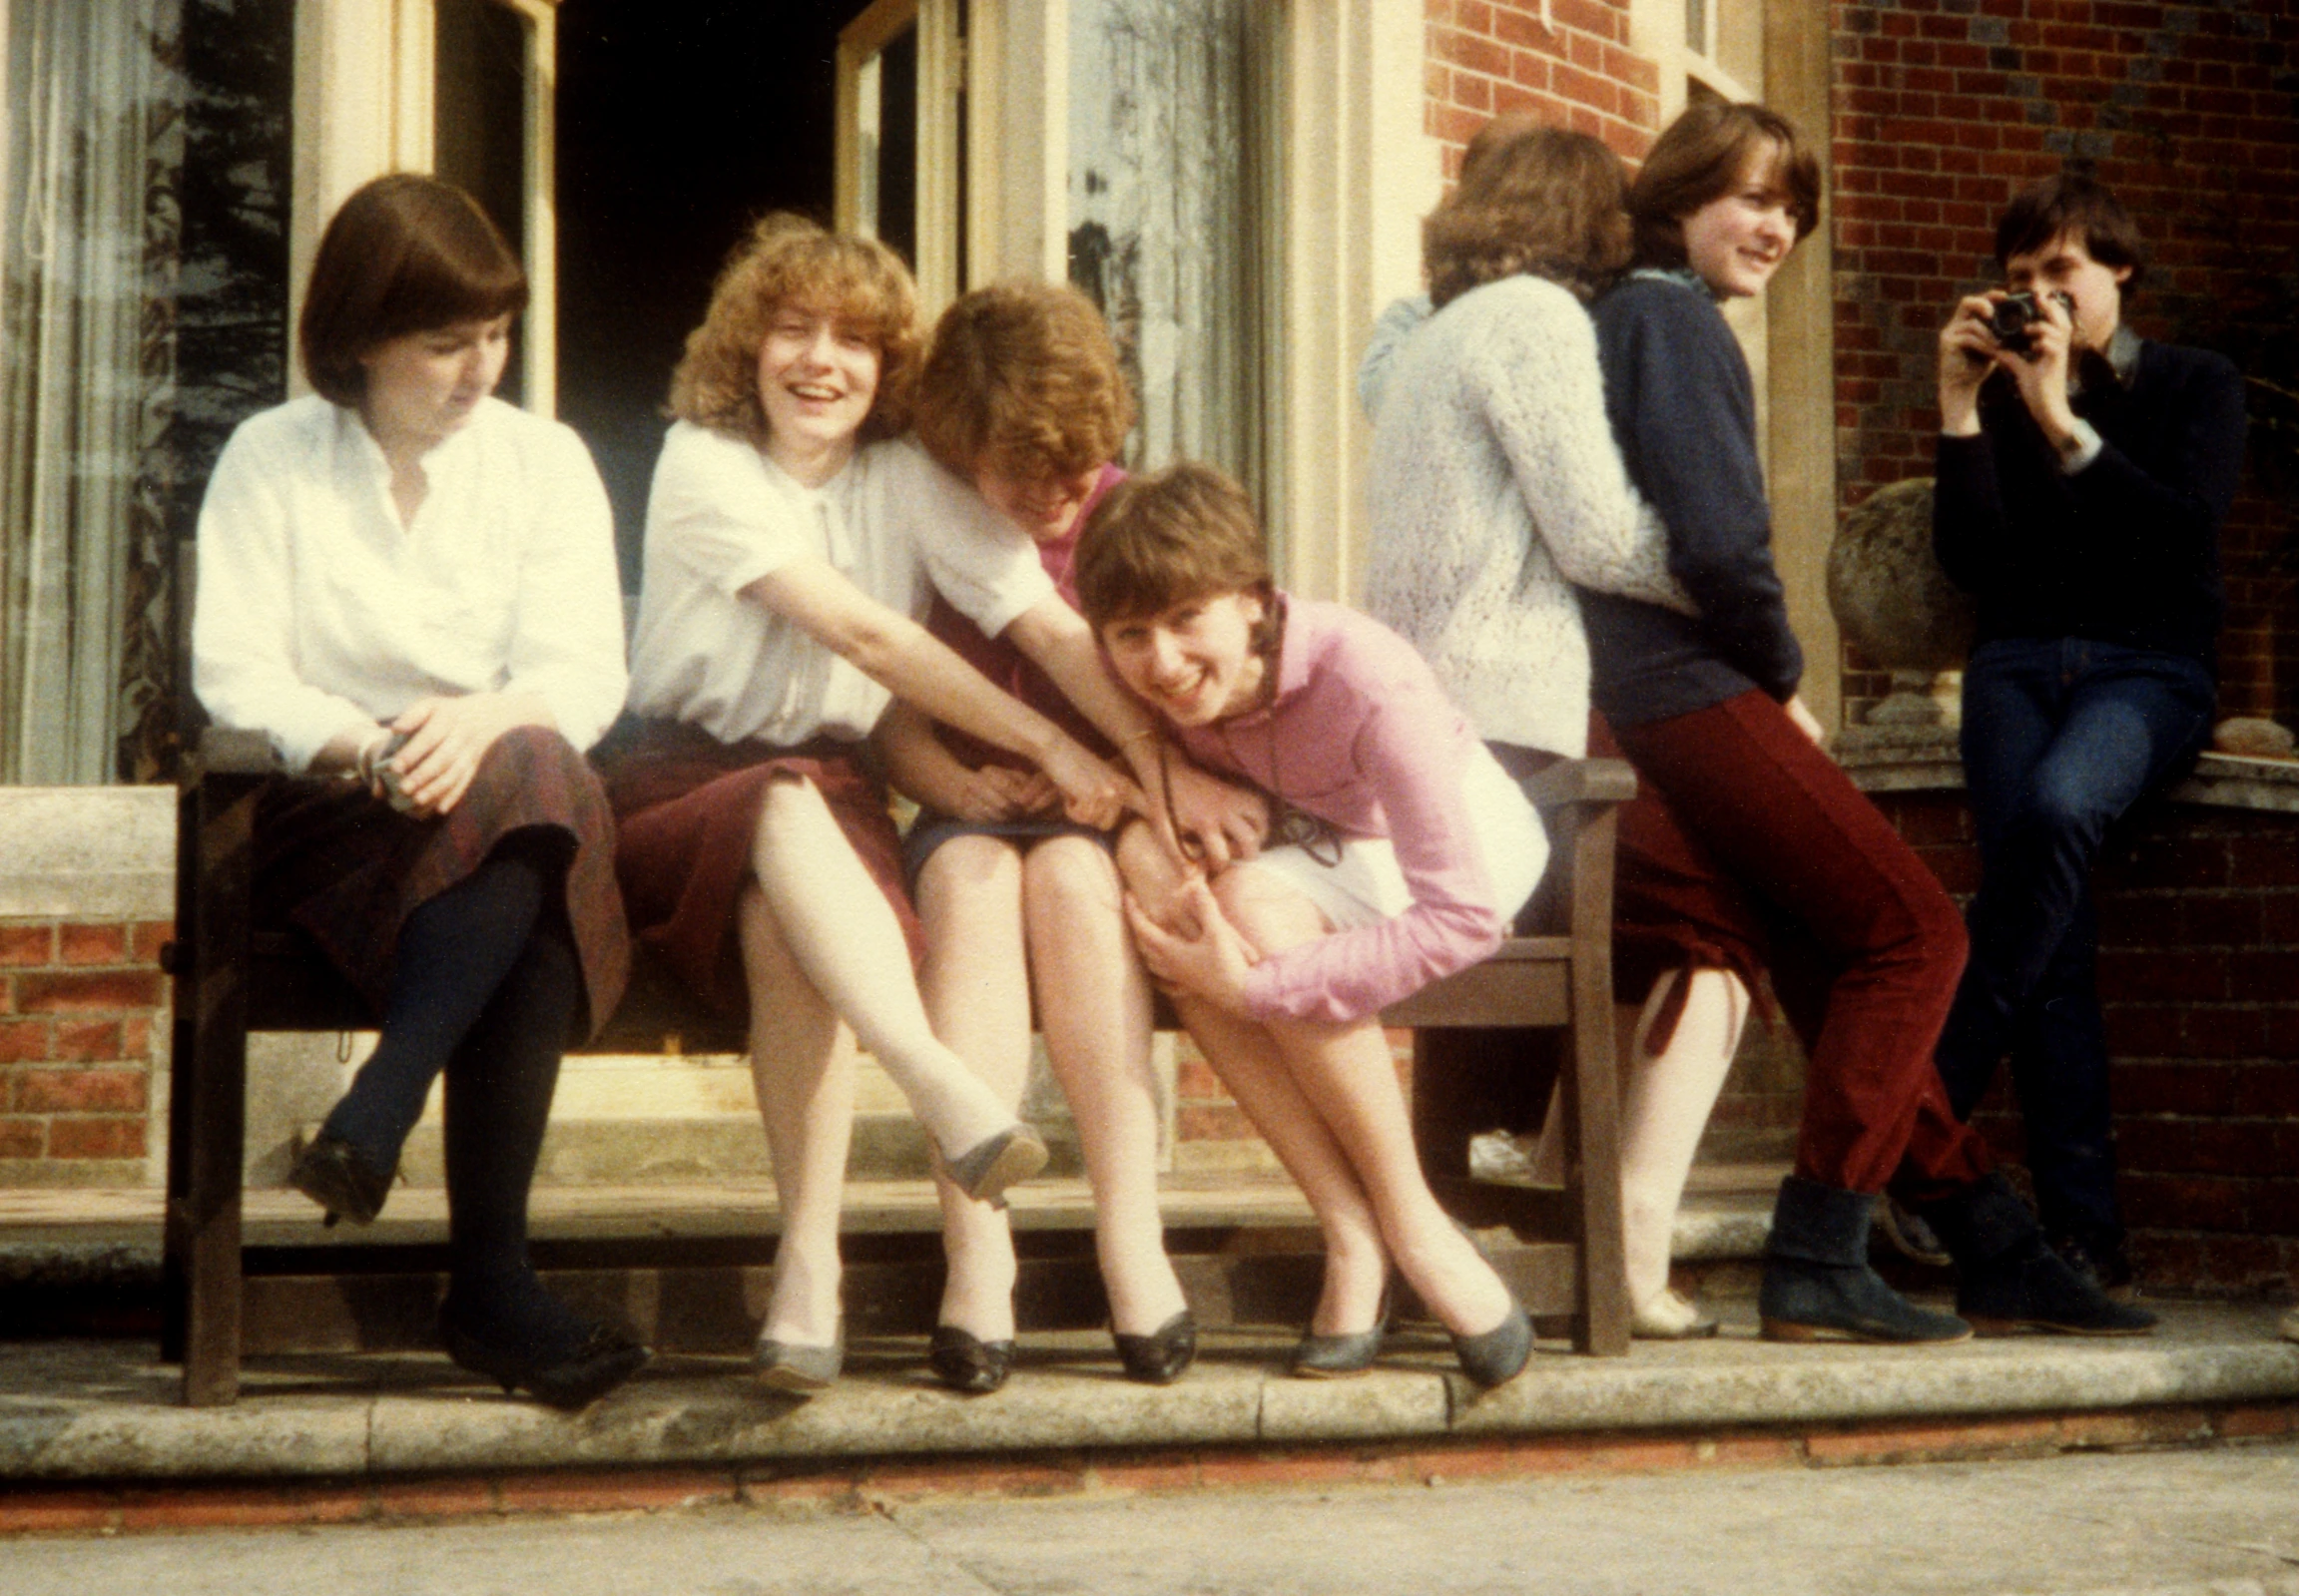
[192,394,628,774]
[624,423,1055,747]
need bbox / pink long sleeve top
[1166,596,1510,1025]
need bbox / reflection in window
[1067,0,1270,489]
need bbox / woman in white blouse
[607,214,1244,1394]
[193,175,645,1409]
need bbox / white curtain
[1068,0,1273,490]
[2,0,185,785]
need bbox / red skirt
[252,725,631,1041]
[595,717,922,1023]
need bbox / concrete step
[3,1303,2292,1488]
[307,1037,1183,1187]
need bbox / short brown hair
[1994,174,2147,295]
[1424,118,1633,308]
[298,174,528,406]
[912,282,1136,484]
[1074,461,1273,634]
[1628,101,1821,269]
[667,212,921,447]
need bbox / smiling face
[357,314,511,455]
[1099,589,1269,729]
[2003,229,2130,353]
[1678,147,1799,299]
[974,464,1104,544]
[756,303,882,482]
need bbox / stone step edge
[5,1396,2297,1534]
[2,1308,2292,1482]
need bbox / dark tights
[322,847,585,1347]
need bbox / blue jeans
[1934,638,2215,1247]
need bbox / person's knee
[919,833,1023,909]
[1022,834,1119,913]
[1209,864,1325,954]
[2023,764,2122,849]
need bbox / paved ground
[4,1439,2296,1595]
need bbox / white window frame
[289,0,558,413]
[836,0,963,321]
[964,0,1435,605]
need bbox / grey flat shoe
[755,1323,844,1393]
[944,1124,1048,1206]
[1291,1325,1384,1378]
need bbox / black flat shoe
[928,1326,1016,1394]
[1113,1311,1197,1384]
[440,1305,649,1412]
[289,1132,392,1227]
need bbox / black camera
[1989,288,2073,354]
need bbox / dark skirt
[595,716,921,1024]
[900,809,1111,890]
[1589,714,1773,1051]
[253,724,631,1042]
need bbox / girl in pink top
[1078,462,1550,1387]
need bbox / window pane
[1067,0,1263,480]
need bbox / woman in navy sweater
[1585,102,2148,1342]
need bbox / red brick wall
[1426,0,1663,177]
[1879,791,2299,1299]
[1830,0,2299,726]
[0,918,169,1179]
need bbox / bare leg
[915,834,1029,1341]
[1026,835,1187,1337]
[1212,866,1514,1341]
[1115,825,1389,1336]
[1529,969,1750,1312]
[1618,967,1748,1310]
[739,883,853,1348]
[748,777,1022,1160]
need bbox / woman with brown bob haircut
[871,282,1262,1390]
[1582,102,2149,1345]
[607,219,1223,1394]
[195,174,644,1408]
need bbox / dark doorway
[556,0,884,587]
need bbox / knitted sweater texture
[1362,276,1691,758]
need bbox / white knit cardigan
[1362,275,1691,758]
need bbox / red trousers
[1609,692,1995,1199]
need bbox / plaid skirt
[252,724,631,1042]
[594,717,922,1024]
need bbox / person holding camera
[1931,175,2247,1305]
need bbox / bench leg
[1563,808,1630,1357]
[171,774,256,1406]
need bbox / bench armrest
[1521,756,1636,809]
[192,727,282,780]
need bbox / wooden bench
[161,726,1630,1405]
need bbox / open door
[836,0,964,318]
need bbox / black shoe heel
[1113,1311,1197,1384]
[289,1133,393,1227]
[440,1306,650,1411]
